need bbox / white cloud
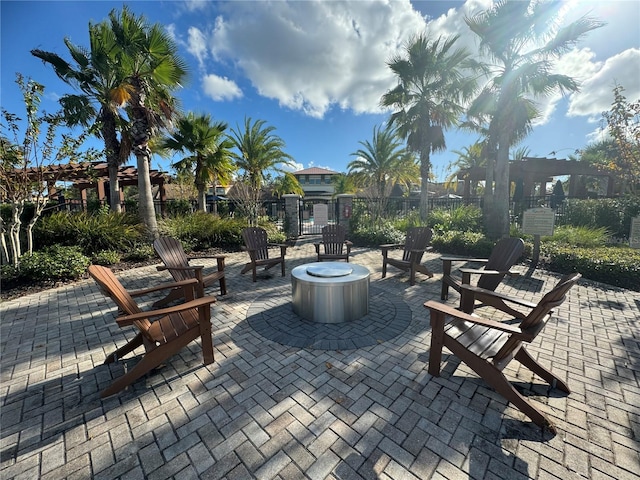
[280,162,304,172]
[202,74,243,101]
[568,48,640,119]
[206,0,427,118]
[187,27,208,70]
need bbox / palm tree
[348,125,416,219]
[445,142,486,195]
[381,34,476,220]
[229,117,294,224]
[32,19,130,212]
[107,6,188,238]
[465,0,604,239]
[270,172,304,198]
[161,113,234,213]
[331,173,357,197]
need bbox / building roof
[293,167,339,175]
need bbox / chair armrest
[410,247,433,254]
[460,284,538,309]
[345,240,353,246]
[424,300,523,335]
[441,256,489,264]
[187,254,226,260]
[157,265,204,272]
[380,243,403,249]
[116,295,217,326]
[459,267,509,276]
[129,278,199,297]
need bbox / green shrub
[431,230,496,257]
[165,199,193,217]
[159,212,247,250]
[92,250,121,266]
[541,244,640,291]
[427,205,483,234]
[19,245,90,281]
[349,221,405,247]
[559,196,640,238]
[542,225,610,248]
[122,244,156,262]
[34,211,143,255]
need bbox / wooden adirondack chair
[314,224,353,262]
[88,265,217,398]
[440,237,524,313]
[425,273,581,433]
[153,237,227,308]
[381,226,434,285]
[241,227,288,282]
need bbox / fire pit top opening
[306,264,353,278]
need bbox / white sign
[313,204,328,226]
[522,207,555,236]
[630,216,640,249]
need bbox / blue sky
[2,0,639,182]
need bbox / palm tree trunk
[196,182,207,212]
[489,133,511,240]
[135,151,158,239]
[101,109,122,212]
[419,151,431,221]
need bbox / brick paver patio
[1,237,639,479]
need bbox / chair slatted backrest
[153,237,191,282]
[88,265,151,332]
[401,227,432,262]
[242,227,270,261]
[322,225,346,255]
[476,237,525,291]
[491,273,581,368]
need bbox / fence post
[337,194,355,232]
[283,194,301,239]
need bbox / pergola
[21,161,168,205]
[457,157,615,198]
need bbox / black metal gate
[299,199,338,235]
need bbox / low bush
[34,211,143,255]
[559,196,640,238]
[19,245,90,281]
[431,230,495,257]
[349,221,405,247]
[92,250,122,266]
[541,225,610,248]
[427,205,483,234]
[122,244,156,262]
[541,244,640,290]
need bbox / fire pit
[291,262,370,323]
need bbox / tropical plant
[161,112,235,213]
[270,172,304,198]
[32,19,131,212]
[381,33,476,220]
[106,6,188,238]
[0,75,97,266]
[465,0,604,239]
[331,173,358,197]
[601,84,640,194]
[229,117,294,224]
[444,142,486,194]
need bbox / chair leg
[219,277,227,296]
[381,258,388,279]
[199,306,214,365]
[281,259,285,277]
[104,333,144,364]
[515,348,570,393]
[409,266,416,286]
[428,310,445,376]
[101,346,169,398]
[441,260,453,300]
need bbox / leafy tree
[229,117,294,224]
[270,172,304,198]
[0,75,97,265]
[381,34,476,220]
[161,113,235,213]
[601,84,640,194]
[331,173,358,197]
[107,6,188,238]
[465,0,604,239]
[348,125,418,219]
[32,19,131,212]
[444,142,486,194]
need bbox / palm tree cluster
[29,1,604,240]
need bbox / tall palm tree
[381,34,476,220]
[348,125,416,219]
[465,0,604,239]
[32,20,130,212]
[161,113,234,213]
[270,172,304,198]
[229,117,294,191]
[107,6,188,238]
[331,173,358,197]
